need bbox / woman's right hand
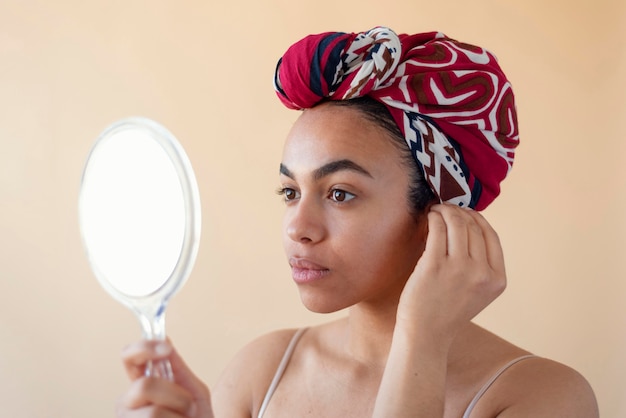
[117,340,213,418]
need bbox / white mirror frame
[79,117,201,378]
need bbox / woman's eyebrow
[279,159,373,181]
[279,163,295,179]
[313,159,372,180]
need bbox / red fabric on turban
[274,27,519,210]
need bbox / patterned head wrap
[274,27,519,210]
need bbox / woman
[117,28,598,417]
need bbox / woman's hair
[326,97,435,217]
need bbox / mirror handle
[146,358,174,380]
[136,305,174,380]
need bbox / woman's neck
[342,300,399,369]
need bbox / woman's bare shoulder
[489,356,599,417]
[461,325,598,417]
[212,328,302,417]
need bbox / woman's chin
[299,292,351,314]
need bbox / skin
[118,103,599,417]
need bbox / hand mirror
[79,117,201,379]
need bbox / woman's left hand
[396,203,507,344]
[374,204,507,417]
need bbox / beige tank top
[257,328,536,418]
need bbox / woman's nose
[285,197,325,244]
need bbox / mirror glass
[79,117,201,379]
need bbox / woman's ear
[409,209,430,260]
[417,200,437,237]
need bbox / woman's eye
[329,189,355,203]
[277,187,300,201]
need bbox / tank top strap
[462,354,537,418]
[257,328,309,418]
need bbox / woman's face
[279,103,427,314]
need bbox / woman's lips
[289,257,330,284]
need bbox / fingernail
[154,341,171,356]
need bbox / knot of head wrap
[274,27,519,211]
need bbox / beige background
[0,1,624,417]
